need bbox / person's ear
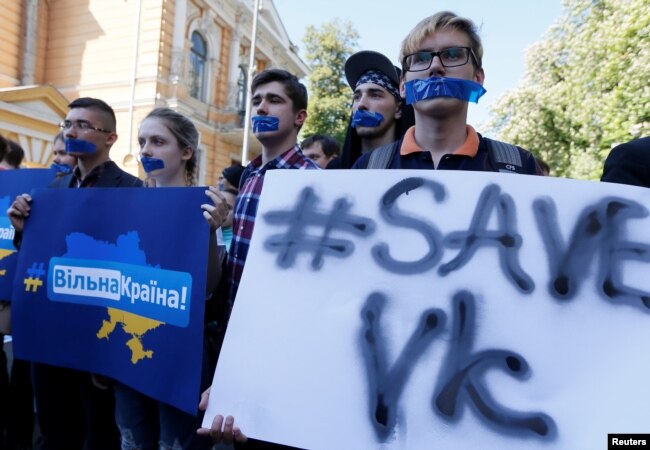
[294,109,307,127]
[105,132,118,147]
[475,67,485,85]
[181,146,193,161]
[394,100,403,120]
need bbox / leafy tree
[487,0,650,179]
[302,20,359,144]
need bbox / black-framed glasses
[58,120,112,133]
[403,47,476,72]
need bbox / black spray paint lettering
[371,179,533,292]
[371,177,446,274]
[360,290,555,442]
[534,196,650,310]
[433,290,555,439]
[360,292,446,440]
[263,180,650,307]
[263,186,376,269]
[438,185,534,293]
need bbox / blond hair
[143,108,199,186]
[399,11,483,71]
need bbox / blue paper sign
[11,187,210,414]
[0,169,56,300]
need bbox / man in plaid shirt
[227,68,319,308]
[198,68,319,447]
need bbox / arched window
[189,32,207,101]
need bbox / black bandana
[356,70,401,101]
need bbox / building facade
[0,0,307,181]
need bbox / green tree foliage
[487,0,650,179]
[302,20,359,144]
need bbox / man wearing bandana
[352,11,542,174]
[327,50,415,169]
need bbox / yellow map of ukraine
[61,231,166,365]
[0,248,14,276]
[97,309,163,364]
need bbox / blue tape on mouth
[50,163,73,174]
[140,156,165,173]
[252,116,280,133]
[351,110,384,128]
[65,138,97,154]
[404,77,487,105]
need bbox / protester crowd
[0,9,647,450]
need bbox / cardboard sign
[205,170,650,449]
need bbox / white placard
[205,170,650,450]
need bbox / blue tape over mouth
[351,110,385,128]
[50,163,73,174]
[65,138,97,154]
[140,156,166,173]
[404,77,487,105]
[251,116,280,133]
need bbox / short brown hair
[251,69,308,113]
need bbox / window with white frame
[189,31,207,101]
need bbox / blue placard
[11,187,210,414]
[0,169,56,300]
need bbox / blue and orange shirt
[353,125,542,174]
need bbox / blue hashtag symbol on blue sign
[27,262,46,278]
[24,262,46,293]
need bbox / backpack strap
[485,138,524,174]
[366,141,399,169]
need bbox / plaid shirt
[228,145,319,306]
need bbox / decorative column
[21,0,39,85]
[226,13,243,110]
[170,0,188,85]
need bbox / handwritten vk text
[360,290,555,442]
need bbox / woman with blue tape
[112,107,229,450]
[50,132,77,175]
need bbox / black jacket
[50,160,143,188]
[601,136,650,188]
[13,161,142,249]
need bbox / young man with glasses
[8,97,142,450]
[353,11,542,174]
[54,97,143,188]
